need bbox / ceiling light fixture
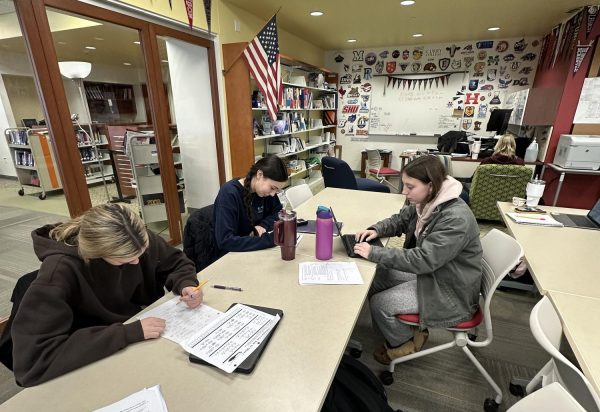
[412,33,423,37]
[487,27,500,31]
[57,41,67,45]
[84,46,96,50]
[400,0,415,5]
[310,11,323,16]
[133,41,141,45]
[347,39,357,43]
[161,60,169,63]
[123,62,132,66]
[94,37,104,41]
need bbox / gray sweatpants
[369,265,418,347]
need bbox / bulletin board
[369,72,467,136]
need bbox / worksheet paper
[299,262,364,285]
[93,384,168,412]
[137,297,222,345]
[183,304,280,373]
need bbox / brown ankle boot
[374,340,416,365]
[413,328,429,351]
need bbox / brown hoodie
[12,225,198,387]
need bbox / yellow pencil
[177,279,209,304]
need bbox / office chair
[365,149,401,192]
[508,382,586,411]
[285,184,313,209]
[509,296,600,412]
[183,204,219,272]
[469,164,533,221]
[321,156,390,193]
[379,229,524,412]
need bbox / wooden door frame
[14,0,225,244]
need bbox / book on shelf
[505,212,563,227]
[312,99,324,109]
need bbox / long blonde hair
[50,204,149,261]
[494,134,517,158]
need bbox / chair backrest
[285,184,313,209]
[432,154,454,176]
[321,156,358,190]
[469,164,533,221]
[477,229,523,344]
[183,204,218,272]
[366,149,383,173]
[508,382,587,412]
[530,296,600,412]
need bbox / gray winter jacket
[369,198,482,329]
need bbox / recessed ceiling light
[412,33,423,37]
[310,11,323,16]
[123,62,132,66]
[57,41,67,45]
[94,37,104,41]
[347,39,357,43]
[133,41,141,45]
[161,60,169,63]
[400,0,415,5]
[85,46,96,50]
[487,27,500,31]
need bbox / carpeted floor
[0,198,545,410]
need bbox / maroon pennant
[184,0,193,30]
[587,6,599,37]
[573,41,594,74]
[551,23,563,67]
[203,0,212,33]
[567,10,584,60]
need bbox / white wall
[166,38,220,208]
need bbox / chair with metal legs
[365,149,401,192]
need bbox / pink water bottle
[315,208,333,260]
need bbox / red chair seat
[397,307,483,330]
[368,167,400,175]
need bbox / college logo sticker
[496,41,509,53]
[347,87,360,97]
[379,50,389,59]
[451,59,462,69]
[488,55,499,66]
[514,39,527,53]
[392,50,400,58]
[473,62,486,76]
[365,53,377,66]
[464,106,475,117]
[353,50,364,61]
[357,116,368,128]
[439,58,450,71]
[464,57,474,68]
[465,92,480,105]
[474,121,482,131]
[478,104,488,118]
[360,83,372,93]
[413,47,424,60]
[424,62,437,72]
[342,105,359,114]
[411,62,422,72]
[487,69,497,81]
[490,92,501,105]
[521,53,536,61]
[386,61,397,73]
[462,118,472,130]
[352,74,361,84]
[402,49,410,60]
[363,68,372,80]
[334,53,345,63]
[476,41,494,49]
[478,50,487,60]
[468,79,479,91]
[399,63,409,71]
[340,74,352,84]
[446,44,461,57]
[375,61,384,74]
[352,64,363,72]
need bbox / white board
[574,77,600,124]
[369,72,466,136]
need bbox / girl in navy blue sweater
[214,155,288,255]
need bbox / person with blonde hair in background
[480,133,525,165]
[11,203,201,387]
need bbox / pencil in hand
[177,279,209,305]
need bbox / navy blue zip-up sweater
[213,179,282,254]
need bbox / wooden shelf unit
[84,81,136,123]
[223,43,338,186]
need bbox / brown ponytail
[241,155,288,224]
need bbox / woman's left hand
[353,242,371,259]
[254,225,267,236]
[180,286,204,308]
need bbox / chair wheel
[483,398,499,412]
[18,189,24,196]
[38,193,46,200]
[380,371,394,386]
[349,348,362,358]
[468,333,478,341]
[509,382,526,397]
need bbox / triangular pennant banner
[418,79,423,90]
[573,41,594,74]
[429,78,434,89]
[203,0,212,33]
[184,0,194,30]
[587,6,599,37]
[387,76,393,87]
[435,77,440,87]
[394,77,399,88]
[567,10,584,60]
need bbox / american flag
[243,15,281,122]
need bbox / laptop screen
[587,198,600,226]
[329,207,344,236]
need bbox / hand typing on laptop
[353,229,380,259]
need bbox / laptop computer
[330,207,383,258]
[552,198,600,230]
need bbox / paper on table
[182,304,280,373]
[93,384,167,412]
[506,212,563,227]
[299,262,364,285]
[137,297,222,345]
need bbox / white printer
[553,135,600,170]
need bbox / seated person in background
[479,133,525,166]
[353,155,482,365]
[12,204,202,387]
[460,133,525,203]
[213,155,288,255]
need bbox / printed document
[299,261,364,285]
[137,297,222,345]
[506,212,563,227]
[183,304,280,373]
[93,384,167,412]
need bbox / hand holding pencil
[179,279,208,308]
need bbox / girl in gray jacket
[354,155,482,365]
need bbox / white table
[1,188,404,412]
[497,202,600,299]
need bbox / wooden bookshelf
[84,81,136,123]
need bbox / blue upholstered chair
[321,156,390,193]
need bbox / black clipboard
[188,304,283,374]
[296,220,342,236]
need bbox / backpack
[437,130,467,154]
[0,270,39,371]
[321,355,400,412]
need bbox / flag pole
[222,8,281,76]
